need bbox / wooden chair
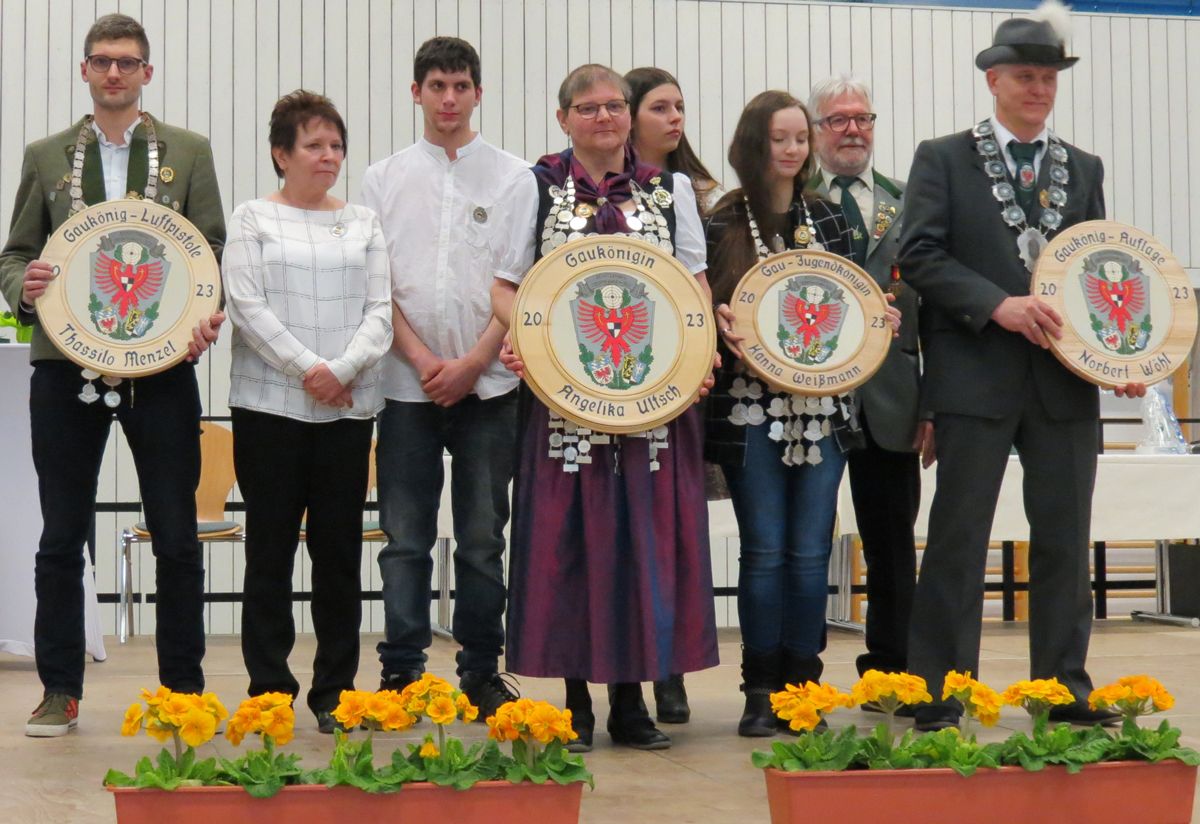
[118,422,242,643]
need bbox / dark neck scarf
[532,146,662,234]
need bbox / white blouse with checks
[222,199,394,422]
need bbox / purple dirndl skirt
[504,395,720,683]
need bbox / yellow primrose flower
[140,685,171,708]
[553,708,578,742]
[419,736,440,759]
[1118,675,1174,711]
[261,706,296,745]
[785,700,822,732]
[893,674,933,705]
[850,671,931,709]
[454,692,477,718]
[486,714,520,742]
[159,694,198,727]
[427,695,458,726]
[120,703,144,737]
[942,670,976,700]
[333,690,372,728]
[201,692,229,722]
[528,702,567,744]
[376,702,415,733]
[145,720,174,743]
[254,692,293,711]
[1090,676,1175,716]
[1000,678,1075,709]
[178,708,217,748]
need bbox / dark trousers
[846,413,919,675]
[907,383,1097,715]
[375,391,517,678]
[31,360,204,699]
[232,408,373,715]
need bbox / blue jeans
[376,390,518,677]
[722,423,847,657]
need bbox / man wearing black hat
[898,0,1145,731]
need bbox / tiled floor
[2,622,1199,822]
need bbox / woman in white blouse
[221,91,393,734]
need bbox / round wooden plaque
[36,199,220,378]
[511,235,716,435]
[1032,220,1197,388]
[730,249,892,395]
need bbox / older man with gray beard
[808,75,927,687]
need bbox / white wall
[0,0,1191,634]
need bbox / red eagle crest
[576,299,649,361]
[783,294,843,347]
[1085,274,1144,333]
[95,251,163,317]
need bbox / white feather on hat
[1031,0,1073,46]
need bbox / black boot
[652,674,690,724]
[780,649,826,732]
[738,647,781,737]
[607,683,671,750]
[564,679,594,753]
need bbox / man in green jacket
[0,13,226,737]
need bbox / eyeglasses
[568,99,630,119]
[86,55,147,75]
[815,113,877,133]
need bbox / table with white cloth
[825,453,1200,626]
[0,344,107,660]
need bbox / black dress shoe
[564,678,594,753]
[607,684,671,750]
[739,689,777,738]
[1048,704,1121,727]
[653,674,691,724]
[566,713,595,753]
[380,670,423,691]
[913,709,960,733]
[315,710,351,734]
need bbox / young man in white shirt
[361,37,527,717]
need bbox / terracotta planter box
[764,761,1197,824]
[109,781,583,824]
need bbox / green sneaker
[25,694,79,737]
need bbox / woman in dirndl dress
[490,64,719,753]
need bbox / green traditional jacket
[0,114,226,362]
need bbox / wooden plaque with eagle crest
[35,199,221,378]
[1032,221,1196,389]
[510,235,716,434]
[730,249,891,395]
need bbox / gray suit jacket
[813,168,919,452]
[898,128,1103,421]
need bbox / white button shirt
[91,118,140,201]
[361,135,529,402]
[991,116,1050,178]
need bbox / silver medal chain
[70,112,159,215]
[743,197,822,256]
[973,119,1069,272]
[728,199,837,466]
[72,112,159,407]
[540,174,675,473]
[540,175,673,258]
